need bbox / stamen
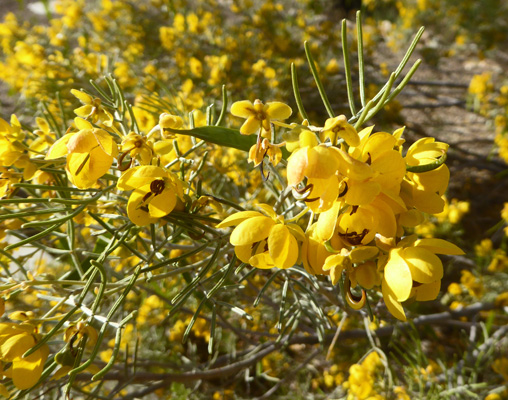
[150,179,165,195]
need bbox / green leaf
[163,126,290,159]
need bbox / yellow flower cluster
[219,102,462,320]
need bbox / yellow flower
[117,165,184,226]
[0,323,49,390]
[30,117,55,153]
[46,118,118,189]
[216,204,304,269]
[321,115,360,147]
[119,132,154,166]
[492,357,508,382]
[460,270,484,297]
[0,115,38,179]
[71,89,114,127]
[159,112,184,138]
[381,237,464,321]
[502,202,508,223]
[342,130,406,205]
[230,99,292,136]
[301,223,344,276]
[64,322,98,349]
[475,238,493,257]
[248,138,283,167]
[316,193,403,245]
[402,137,450,214]
[488,249,508,272]
[323,245,379,286]
[287,131,343,213]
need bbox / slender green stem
[342,19,356,116]
[349,27,424,124]
[362,72,396,123]
[291,63,309,120]
[215,85,228,126]
[353,99,374,130]
[304,41,334,118]
[356,11,366,108]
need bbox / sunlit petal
[230,216,274,246]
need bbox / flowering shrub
[0,1,507,399]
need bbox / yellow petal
[305,146,340,179]
[12,344,49,390]
[403,247,443,283]
[363,132,397,158]
[384,249,412,302]
[350,246,379,263]
[230,100,254,118]
[414,238,464,255]
[266,102,292,120]
[0,332,33,360]
[336,149,373,181]
[0,383,10,397]
[127,187,158,226]
[67,129,97,153]
[315,200,341,241]
[345,179,380,206]
[93,129,118,157]
[329,264,343,285]
[286,224,305,242]
[240,116,260,135]
[71,89,93,104]
[45,134,74,160]
[235,244,253,263]
[287,147,309,186]
[409,187,446,214]
[382,278,407,321]
[398,209,424,227]
[367,197,397,239]
[230,216,274,246]
[74,105,93,118]
[148,188,177,218]
[322,254,346,272]
[299,130,319,148]
[355,261,380,289]
[74,117,93,131]
[35,117,50,133]
[307,176,340,213]
[371,150,406,190]
[67,147,113,189]
[256,203,277,220]
[268,225,298,269]
[117,166,166,191]
[249,252,274,269]
[412,280,441,301]
[216,211,265,229]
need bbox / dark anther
[142,192,153,203]
[69,333,80,356]
[338,181,348,197]
[150,179,165,195]
[295,183,314,195]
[117,151,133,171]
[366,153,372,165]
[350,205,359,215]
[303,196,319,203]
[338,228,369,246]
[259,162,270,181]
